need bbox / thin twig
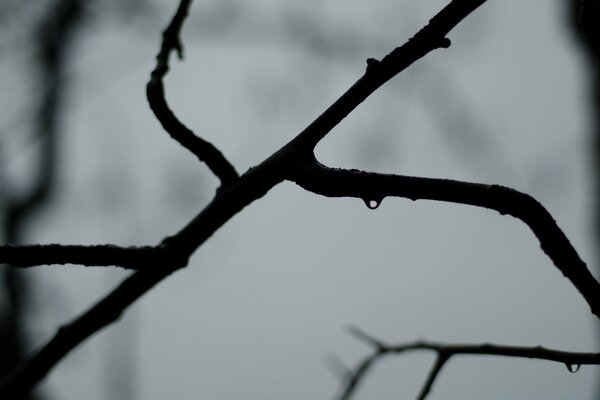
[416,353,449,400]
[336,329,600,400]
[146,0,238,185]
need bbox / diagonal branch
[0,244,169,270]
[146,0,238,184]
[288,159,600,319]
[336,327,600,400]
[287,0,486,152]
[0,264,178,397]
[416,353,449,400]
[0,160,283,398]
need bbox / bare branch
[325,353,350,381]
[0,158,285,397]
[0,264,178,398]
[336,353,380,400]
[348,325,387,351]
[287,0,486,152]
[336,331,600,400]
[416,353,449,400]
[289,160,600,319]
[146,0,238,185]
[0,244,168,270]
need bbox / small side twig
[336,328,600,400]
[416,353,449,400]
[146,0,238,185]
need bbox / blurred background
[0,0,599,399]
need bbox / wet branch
[288,159,600,319]
[146,0,238,185]
[335,327,600,400]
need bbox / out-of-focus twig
[334,326,600,400]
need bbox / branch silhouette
[0,244,167,270]
[288,159,600,319]
[146,0,239,185]
[1,0,598,398]
[335,327,600,400]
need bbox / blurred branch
[571,0,600,56]
[568,0,600,395]
[6,0,83,232]
[1,1,85,399]
[335,326,600,400]
[146,0,238,185]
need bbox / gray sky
[1,1,598,399]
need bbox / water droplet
[364,199,380,210]
[566,363,580,373]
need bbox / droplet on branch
[565,363,581,373]
[363,199,382,210]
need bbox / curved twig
[146,0,238,185]
[288,159,600,319]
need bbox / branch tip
[347,326,386,350]
[147,0,238,184]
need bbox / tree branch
[335,327,600,400]
[0,161,282,398]
[288,159,600,319]
[0,264,178,397]
[286,0,486,152]
[146,0,238,185]
[0,244,168,270]
[416,353,449,400]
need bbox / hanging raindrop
[364,199,381,210]
[565,363,581,373]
